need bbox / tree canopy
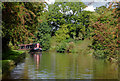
[48,2,92,41]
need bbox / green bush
[56,40,76,53]
[2,60,15,74]
[56,42,67,53]
[2,50,25,60]
[64,38,74,43]
[66,42,75,53]
[93,50,109,59]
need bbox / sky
[45,0,113,11]
[45,0,55,4]
[83,2,108,11]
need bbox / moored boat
[29,43,42,52]
[30,48,42,52]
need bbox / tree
[48,2,91,40]
[34,15,51,50]
[2,2,46,51]
[90,2,119,59]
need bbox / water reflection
[93,58,118,79]
[30,52,42,69]
[9,52,118,79]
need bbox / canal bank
[1,50,26,79]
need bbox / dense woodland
[2,2,120,61]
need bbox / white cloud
[84,5,95,12]
[45,0,55,4]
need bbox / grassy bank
[49,37,118,63]
[50,36,93,54]
[1,50,26,79]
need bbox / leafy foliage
[2,3,45,45]
[56,41,67,53]
[2,2,47,51]
[35,20,51,51]
[55,24,70,42]
[90,2,119,59]
[48,2,91,40]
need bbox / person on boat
[34,43,42,51]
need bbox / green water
[9,52,118,79]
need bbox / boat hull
[29,48,42,52]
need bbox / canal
[7,52,118,79]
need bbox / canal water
[9,52,118,79]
